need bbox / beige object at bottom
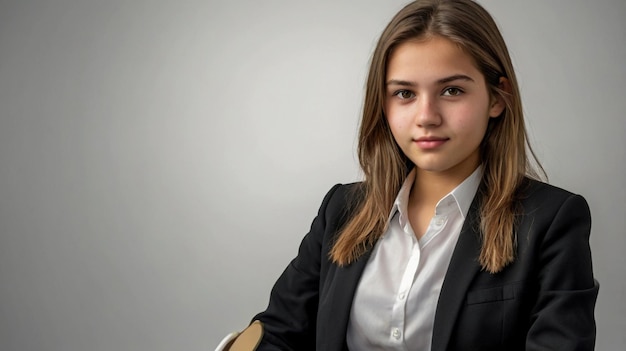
[215,320,264,351]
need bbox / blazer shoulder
[517,177,591,223]
[322,182,365,221]
[519,177,586,204]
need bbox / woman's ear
[489,77,511,118]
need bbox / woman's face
[385,36,505,179]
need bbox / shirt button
[392,328,401,339]
[435,218,445,226]
[398,292,406,300]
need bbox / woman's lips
[414,136,448,149]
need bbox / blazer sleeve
[251,184,343,351]
[526,193,599,350]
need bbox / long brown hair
[330,0,545,273]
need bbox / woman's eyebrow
[386,74,475,87]
[386,79,416,87]
[437,74,474,84]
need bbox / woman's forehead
[386,37,483,86]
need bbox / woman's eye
[394,90,415,99]
[442,87,463,96]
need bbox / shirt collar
[387,166,483,224]
[448,165,482,219]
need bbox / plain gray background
[0,0,624,350]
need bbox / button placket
[392,327,401,339]
[433,215,446,227]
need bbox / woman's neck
[410,164,479,207]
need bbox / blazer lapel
[317,249,373,351]
[431,199,482,351]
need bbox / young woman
[223,0,598,350]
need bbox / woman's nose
[415,97,441,127]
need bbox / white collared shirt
[346,167,482,351]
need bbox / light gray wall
[0,0,624,350]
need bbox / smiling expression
[385,36,505,179]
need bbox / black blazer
[253,179,598,350]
